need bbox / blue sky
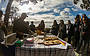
[0,0,9,14]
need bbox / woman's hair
[60,20,64,24]
[40,20,44,24]
[68,20,71,24]
[53,20,57,25]
[82,14,88,19]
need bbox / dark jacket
[1,25,7,35]
[29,24,35,32]
[0,29,4,42]
[51,24,59,36]
[74,22,80,32]
[58,24,66,39]
[74,22,80,38]
[38,23,45,32]
[66,24,74,36]
[88,19,90,40]
[81,22,89,40]
[13,18,29,34]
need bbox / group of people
[13,13,45,39]
[51,14,90,54]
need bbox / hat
[21,13,28,17]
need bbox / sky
[0,0,9,14]
[11,0,90,16]
[0,0,90,28]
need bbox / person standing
[74,18,80,49]
[13,13,30,39]
[51,20,59,36]
[66,20,74,44]
[0,10,8,56]
[38,20,45,32]
[58,20,66,40]
[76,14,89,55]
[29,21,36,33]
[0,10,4,43]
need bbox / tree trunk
[4,0,13,28]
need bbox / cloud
[60,11,70,16]
[11,1,20,7]
[53,8,60,13]
[1,7,6,11]
[72,8,78,11]
[88,15,90,18]
[14,0,73,13]
[0,0,1,3]
[11,0,90,28]
[60,11,65,16]
[64,8,70,12]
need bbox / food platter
[43,36,61,45]
[34,35,66,46]
[44,40,61,45]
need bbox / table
[16,47,75,56]
[15,35,76,56]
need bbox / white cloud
[79,13,83,16]
[1,7,6,11]
[24,13,75,28]
[11,1,20,7]
[64,8,70,12]
[0,0,1,3]
[16,1,51,13]
[60,11,66,16]
[72,8,78,11]
[14,0,73,14]
[88,15,90,18]
[74,0,83,9]
[53,8,60,13]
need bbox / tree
[4,0,13,28]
